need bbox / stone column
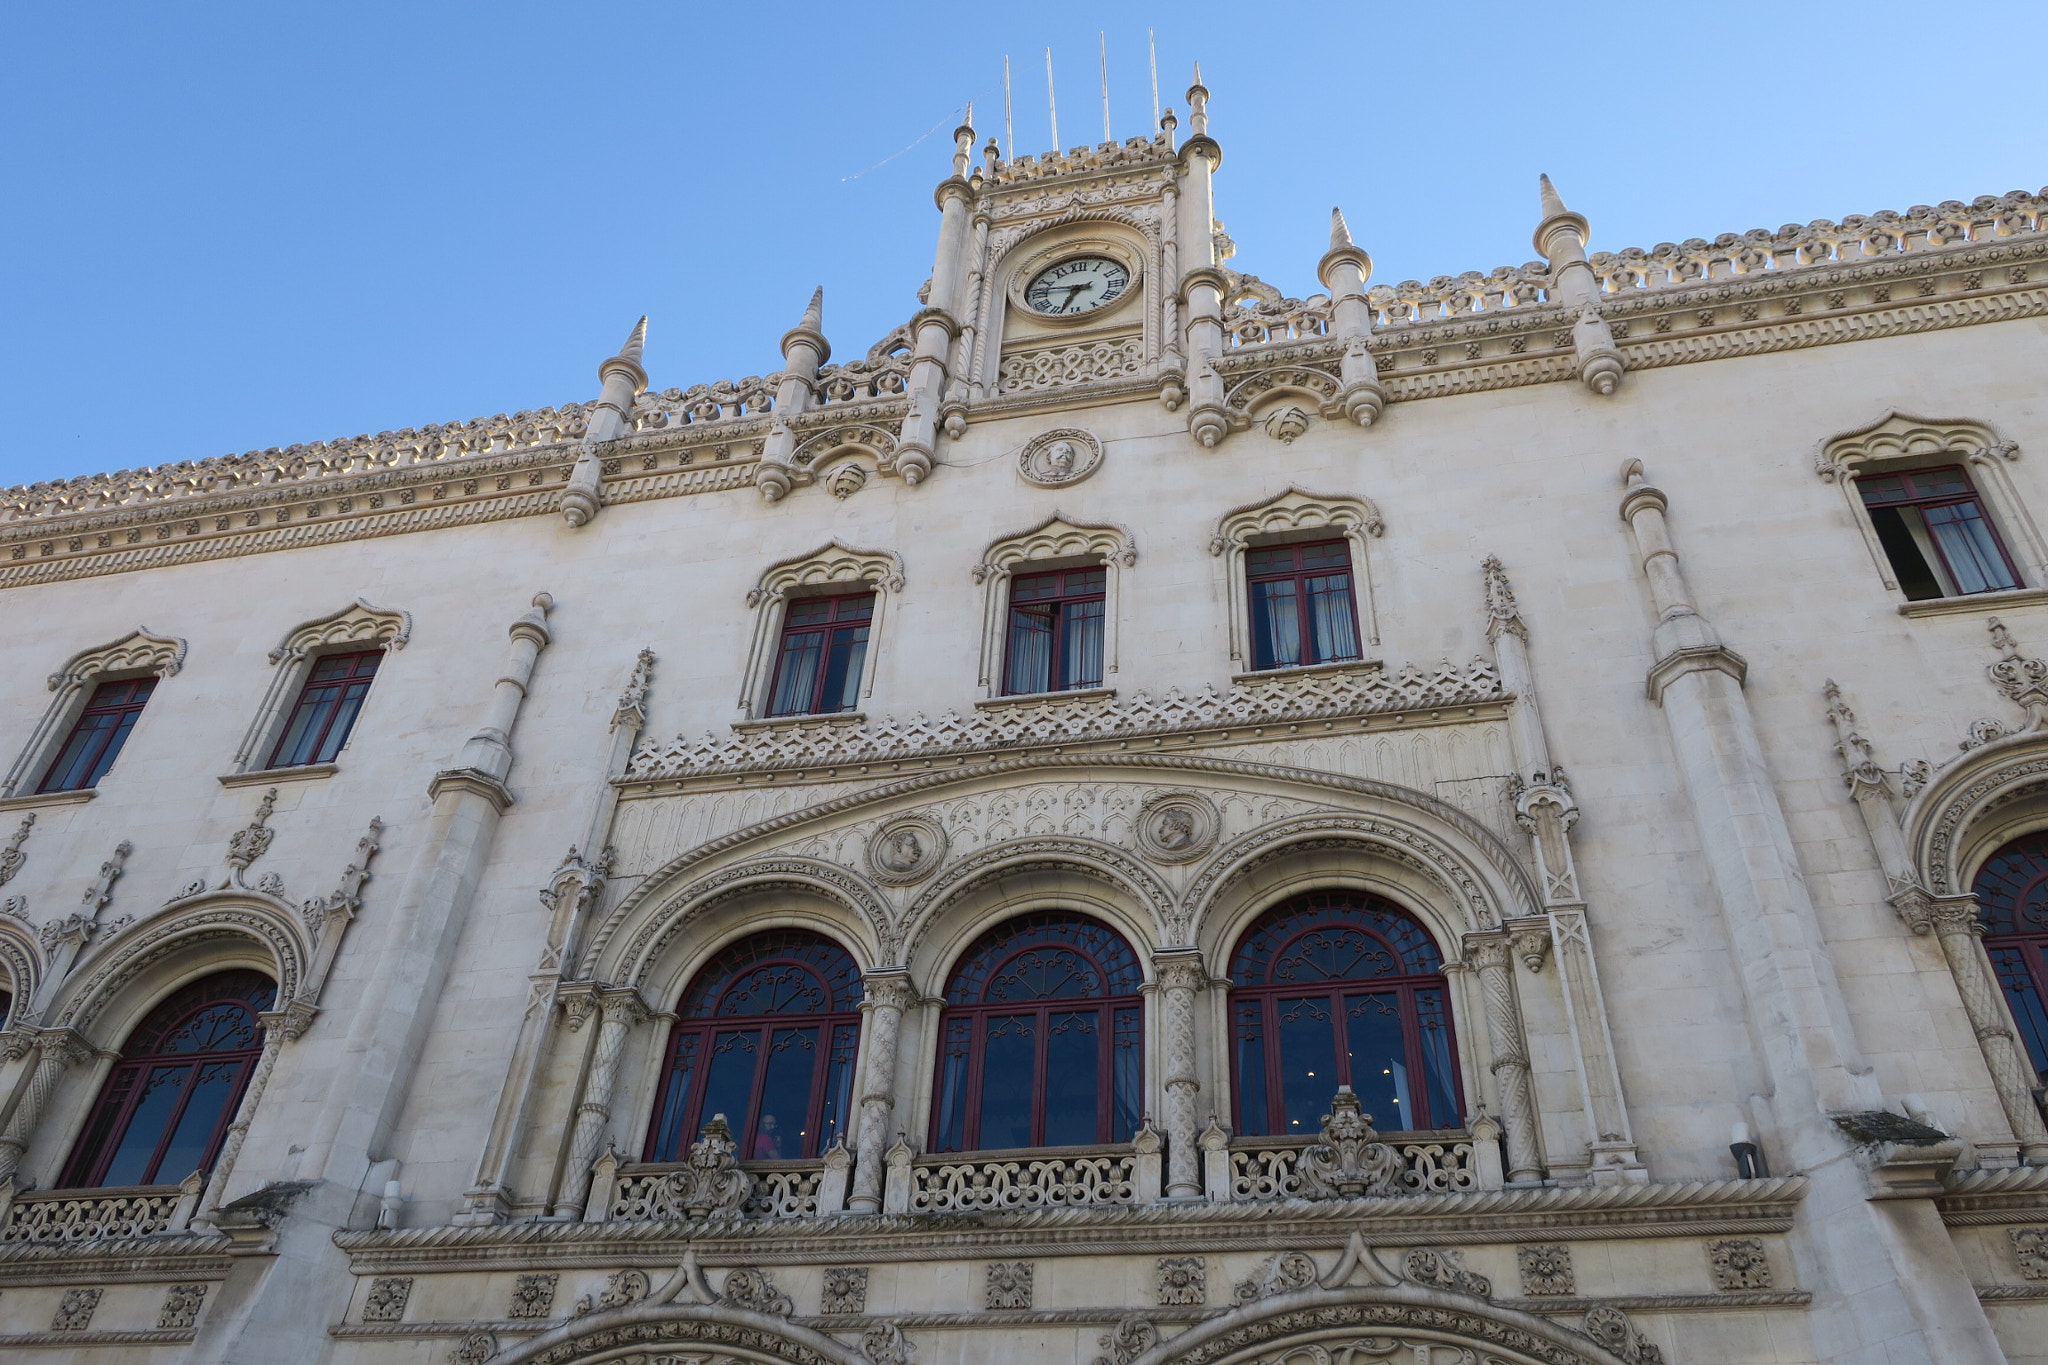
[194,1016,293,1222]
[0,1030,90,1182]
[849,971,914,1214]
[1462,935,1542,1183]
[1916,893,2048,1163]
[562,320,647,526]
[1153,950,1205,1199]
[554,988,647,1219]
[755,291,827,503]
[1531,175,1623,395]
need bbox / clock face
[1024,256,1132,316]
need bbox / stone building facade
[0,76,2045,1365]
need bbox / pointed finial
[1331,207,1353,250]
[1539,173,1567,220]
[780,288,830,367]
[1191,60,1204,89]
[800,286,823,332]
[619,316,648,364]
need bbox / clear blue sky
[3,1,2043,488]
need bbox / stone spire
[1317,207,1387,427]
[563,316,650,527]
[617,315,647,369]
[1532,175,1622,396]
[780,288,829,369]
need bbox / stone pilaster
[1462,934,1543,1184]
[554,988,648,1218]
[0,1029,92,1183]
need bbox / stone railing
[815,356,913,406]
[1225,296,1334,347]
[1368,267,1555,326]
[1,405,595,524]
[1584,190,2048,295]
[630,377,783,431]
[884,1135,1158,1214]
[626,657,1506,782]
[992,133,1175,186]
[1218,1132,1482,1201]
[599,1154,847,1224]
[0,1174,205,1243]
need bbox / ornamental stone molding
[4,627,187,796]
[1017,428,1104,487]
[488,1298,875,1365]
[631,657,1500,782]
[1130,1290,1643,1365]
[48,894,311,1033]
[897,835,1179,965]
[266,598,412,664]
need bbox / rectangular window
[268,651,381,768]
[767,594,873,717]
[38,677,156,793]
[1858,466,2021,600]
[1246,540,1362,671]
[1003,567,1105,695]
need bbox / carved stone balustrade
[1220,1132,1486,1202]
[630,377,782,430]
[0,1172,207,1243]
[601,1156,847,1224]
[883,1140,1156,1215]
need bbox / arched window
[643,930,861,1163]
[1228,891,1462,1137]
[1972,831,2048,1085]
[60,969,275,1188]
[932,911,1143,1153]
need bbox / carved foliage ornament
[1297,1087,1407,1199]
[985,1261,1034,1310]
[1018,428,1104,487]
[1156,1256,1206,1306]
[822,1266,869,1314]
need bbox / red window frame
[766,593,874,718]
[1227,891,1463,1136]
[1856,465,2022,599]
[642,930,863,1163]
[59,970,275,1189]
[268,650,381,768]
[1245,539,1363,671]
[1002,566,1107,695]
[1971,832,2048,1087]
[38,676,156,793]
[930,911,1144,1153]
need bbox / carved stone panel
[159,1283,207,1330]
[1706,1237,1772,1290]
[1156,1255,1206,1306]
[51,1287,102,1331]
[986,1261,1034,1309]
[509,1273,558,1319]
[1135,791,1220,864]
[866,815,947,885]
[2012,1225,2048,1280]
[822,1266,869,1314]
[362,1276,413,1322]
[1517,1243,1575,1296]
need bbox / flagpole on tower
[1002,54,1014,159]
[1148,30,1160,130]
[1099,31,1111,141]
[1045,48,1059,151]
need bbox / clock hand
[1060,283,1091,309]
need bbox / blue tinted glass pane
[648,1033,700,1160]
[101,1066,188,1187]
[1234,1000,1271,1136]
[986,947,1101,1001]
[1344,992,1412,1129]
[1305,573,1359,662]
[820,627,868,712]
[819,1024,858,1152]
[696,1031,761,1141]
[1111,1006,1141,1144]
[154,1060,242,1183]
[1276,995,1338,1137]
[1060,600,1104,689]
[1043,1010,1101,1147]
[1415,988,1460,1129]
[1991,945,2048,1082]
[1251,580,1301,669]
[309,682,373,763]
[42,711,119,791]
[934,1017,972,1152]
[752,1028,818,1158]
[977,1015,1037,1149]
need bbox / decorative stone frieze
[509,1272,558,1318]
[985,1260,1034,1309]
[573,1268,650,1316]
[451,1331,498,1364]
[724,1267,794,1316]
[1402,1246,1492,1297]
[629,657,1502,782]
[1234,1250,1320,1302]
